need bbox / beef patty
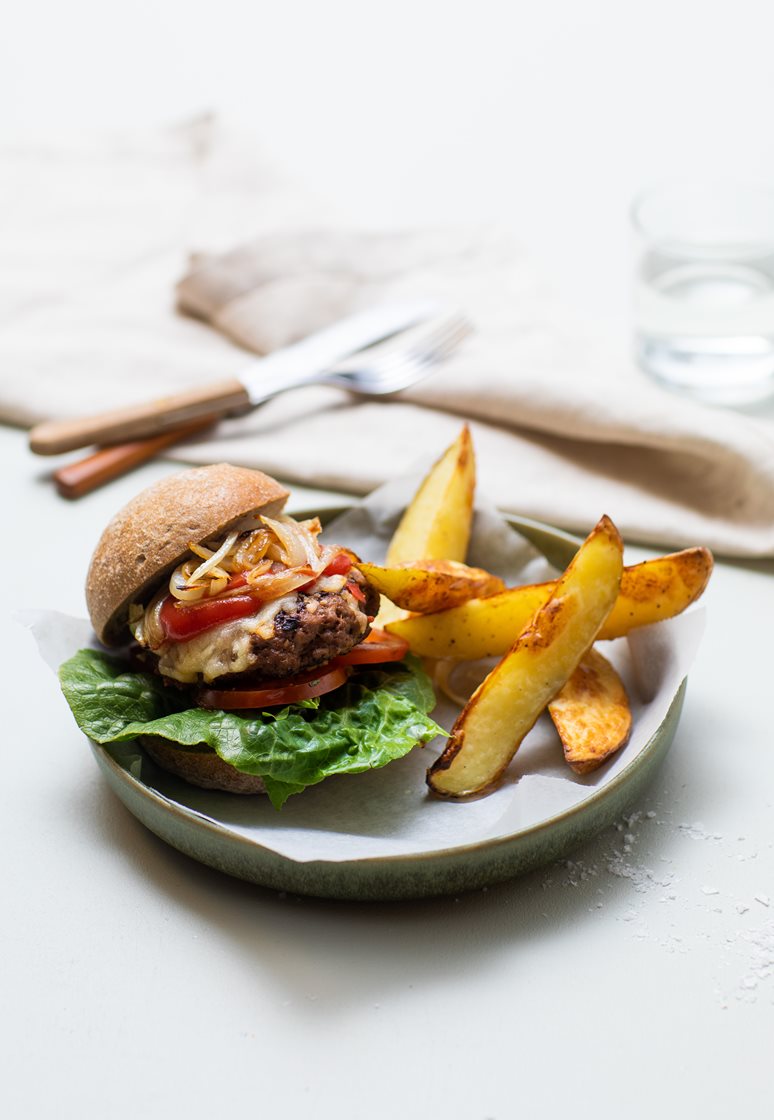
[250,584,378,678]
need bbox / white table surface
[5,2,774,1115]
[4,425,774,1119]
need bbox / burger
[59,463,441,807]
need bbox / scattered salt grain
[678,821,715,841]
[736,849,758,862]
[701,886,719,896]
[755,894,770,908]
[724,920,774,1004]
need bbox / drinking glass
[632,183,774,404]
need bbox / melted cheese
[156,592,300,684]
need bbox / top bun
[86,463,289,645]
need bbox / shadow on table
[65,716,727,1017]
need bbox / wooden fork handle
[29,377,250,455]
[53,418,216,499]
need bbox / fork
[52,312,472,498]
[187,311,471,406]
[320,312,471,394]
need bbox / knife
[52,418,219,499]
[28,300,441,456]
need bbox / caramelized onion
[142,587,168,650]
[169,574,208,603]
[244,564,317,599]
[187,531,239,584]
[232,528,271,571]
[169,533,239,602]
[261,515,323,571]
[433,659,496,707]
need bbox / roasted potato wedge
[389,547,712,660]
[427,516,623,799]
[359,559,504,613]
[386,425,476,565]
[391,583,549,661]
[376,425,477,627]
[548,647,632,774]
[600,547,713,639]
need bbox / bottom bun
[141,737,267,795]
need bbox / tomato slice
[224,572,248,591]
[323,552,353,577]
[159,592,258,642]
[336,628,409,665]
[345,579,366,603]
[198,663,350,710]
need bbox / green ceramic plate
[89,512,689,901]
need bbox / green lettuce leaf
[59,649,443,808]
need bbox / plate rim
[95,681,684,870]
[87,507,687,897]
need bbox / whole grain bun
[86,463,289,645]
[141,737,267,794]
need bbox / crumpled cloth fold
[2,117,774,556]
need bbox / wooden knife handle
[29,377,250,455]
[53,418,217,499]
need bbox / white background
[3,4,774,1119]
[6,0,774,332]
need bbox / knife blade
[28,299,441,456]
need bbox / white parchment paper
[28,473,705,865]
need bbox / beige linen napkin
[3,119,774,556]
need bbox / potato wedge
[386,425,476,565]
[388,547,712,660]
[376,425,477,627]
[548,648,631,774]
[359,559,504,613]
[600,546,713,639]
[427,516,623,798]
[390,582,549,661]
